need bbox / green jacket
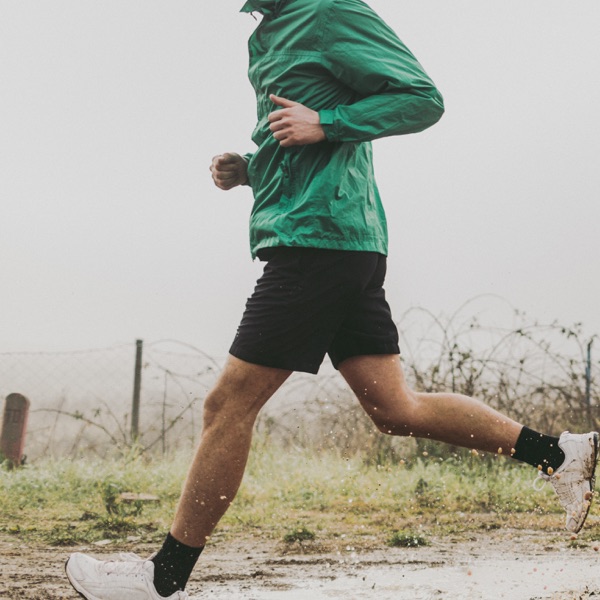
[240,0,444,259]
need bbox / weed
[388,530,428,547]
[414,477,443,509]
[90,516,142,539]
[101,482,123,516]
[43,525,87,547]
[283,526,316,543]
[567,537,589,550]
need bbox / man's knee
[201,387,229,430]
[201,356,291,429]
[201,379,259,430]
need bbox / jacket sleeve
[318,0,444,143]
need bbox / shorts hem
[229,344,322,375]
[329,343,400,370]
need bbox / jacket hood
[241,0,283,17]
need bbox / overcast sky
[1,1,599,358]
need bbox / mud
[1,529,599,600]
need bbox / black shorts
[229,247,400,374]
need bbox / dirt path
[1,529,599,600]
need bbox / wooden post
[131,339,143,442]
[1,393,30,467]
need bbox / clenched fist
[210,153,249,190]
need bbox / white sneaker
[65,552,189,600]
[538,431,599,533]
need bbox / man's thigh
[326,251,400,367]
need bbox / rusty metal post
[131,339,143,442]
[1,393,30,467]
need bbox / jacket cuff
[318,109,338,141]
[242,152,253,186]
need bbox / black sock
[512,426,565,473]
[151,532,204,598]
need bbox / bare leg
[339,354,522,454]
[170,355,291,547]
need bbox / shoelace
[117,552,143,561]
[117,552,157,561]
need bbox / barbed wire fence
[243,297,600,460]
[0,341,223,460]
[1,298,598,462]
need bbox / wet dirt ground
[1,528,599,600]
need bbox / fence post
[585,338,594,430]
[131,339,143,442]
[1,393,30,467]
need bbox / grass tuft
[283,526,316,543]
[387,530,428,547]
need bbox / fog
[1,1,599,357]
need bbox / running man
[66,1,598,598]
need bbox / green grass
[388,530,428,547]
[283,526,316,543]
[0,442,580,549]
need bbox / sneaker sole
[573,431,599,533]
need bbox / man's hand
[210,153,249,190]
[268,95,326,147]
